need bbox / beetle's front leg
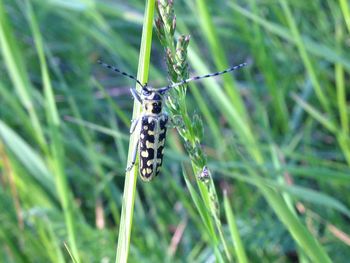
[130,87,141,103]
[130,117,140,134]
[126,139,139,172]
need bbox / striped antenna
[159,62,247,92]
[98,60,145,89]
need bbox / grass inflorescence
[155,0,236,261]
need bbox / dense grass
[0,0,349,262]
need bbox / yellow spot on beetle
[141,151,149,157]
[146,168,152,174]
[147,160,153,166]
[146,141,154,148]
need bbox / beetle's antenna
[159,62,247,92]
[98,60,146,89]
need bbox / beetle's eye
[143,90,150,96]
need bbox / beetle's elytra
[139,114,168,179]
[98,60,247,181]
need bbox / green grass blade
[258,180,332,263]
[25,1,81,261]
[224,191,249,263]
[0,0,46,150]
[229,2,350,71]
[0,120,55,195]
[278,0,329,113]
[182,169,224,263]
[339,0,350,33]
[292,93,337,132]
[193,0,247,119]
[64,116,129,141]
[115,0,155,262]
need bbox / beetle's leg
[126,139,139,172]
[130,87,141,103]
[167,114,183,129]
[130,117,140,134]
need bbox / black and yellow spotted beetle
[98,60,246,181]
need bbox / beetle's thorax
[142,99,163,114]
[141,90,164,115]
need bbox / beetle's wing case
[139,114,168,181]
[156,114,168,175]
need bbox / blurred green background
[1,0,349,262]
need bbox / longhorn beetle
[98,60,247,181]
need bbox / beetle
[98,60,247,181]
